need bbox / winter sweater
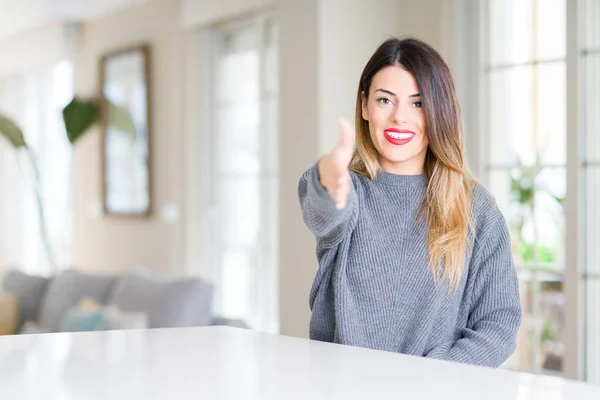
[298,164,522,367]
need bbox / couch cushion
[106,271,213,328]
[103,305,149,331]
[1,269,49,327]
[37,269,117,332]
[18,321,49,334]
[211,316,249,329]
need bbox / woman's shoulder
[469,178,507,234]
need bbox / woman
[298,37,521,367]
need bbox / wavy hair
[349,37,474,289]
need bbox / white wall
[277,0,321,339]
[0,22,73,79]
[180,0,275,28]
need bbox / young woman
[298,37,521,367]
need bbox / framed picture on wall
[99,43,152,217]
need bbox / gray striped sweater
[298,164,522,367]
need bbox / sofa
[0,268,247,335]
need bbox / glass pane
[537,62,566,165]
[221,249,253,320]
[495,167,565,268]
[538,272,565,373]
[532,168,565,268]
[516,271,536,370]
[535,0,566,60]
[585,278,600,384]
[217,27,259,103]
[584,54,600,163]
[583,0,600,51]
[215,102,260,174]
[585,167,600,276]
[219,178,260,247]
[489,66,535,166]
[515,269,565,373]
[222,24,255,52]
[506,276,533,370]
[489,169,524,260]
[263,19,278,94]
[488,0,534,65]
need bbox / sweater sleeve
[425,209,522,367]
[298,162,359,248]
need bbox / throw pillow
[59,307,106,332]
[0,293,19,335]
[103,305,149,330]
[18,321,49,335]
[37,269,116,332]
[107,270,213,328]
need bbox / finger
[338,117,356,151]
[334,184,348,200]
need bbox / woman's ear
[361,91,368,120]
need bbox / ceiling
[0,0,148,41]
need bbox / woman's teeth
[386,132,413,139]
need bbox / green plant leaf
[107,100,137,141]
[540,319,555,343]
[519,242,535,262]
[62,97,98,145]
[552,194,565,206]
[0,114,27,148]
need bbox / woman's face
[361,65,428,175]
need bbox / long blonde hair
[349,37,473,290]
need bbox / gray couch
[1,268,247,334]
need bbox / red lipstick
[384,128,416,145]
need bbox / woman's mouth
[384,129,416,145]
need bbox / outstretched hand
[317,117,356,209]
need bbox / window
[0,61,74,276]
[203,14,278,333]
[483,0,567,374]
[581,0,600,385]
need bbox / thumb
[338,117,356,151]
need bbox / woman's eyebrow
[375,88,397,97]
[375,88,421,98]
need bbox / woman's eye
[377,98,392,105]
[413,102,422,108]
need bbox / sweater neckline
[374,170,428,188]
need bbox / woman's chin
[379,151,416,165]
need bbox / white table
[0,326,598,399]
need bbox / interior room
[0,0,598,395]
